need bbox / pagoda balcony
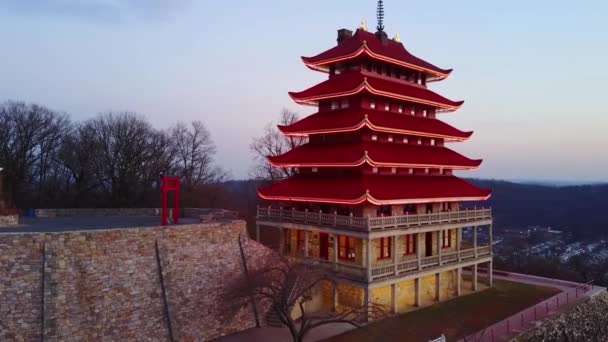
[303,245,492,283]
[257,206,492,232]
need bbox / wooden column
[437,230,442,265]
[415,278,422,307]
[363,287,371,322]
[457,267,462,296]
[416,233,422,270]
[473,264,478,291]
[473,226,478,258]
[333,234,338,270]
[304,231,310,258]
[366,239,372,282]
[392,235,398,275]
[456,227,462,261]
[391,283,398,314]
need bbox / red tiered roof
[269,142,481,170]
[288,72,463,111]
[258,175,491,205]
[302,29,452,80]
[278,108,473,141]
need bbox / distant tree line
[0,101,228,209]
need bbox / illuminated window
[341,99,350,109]
[372,167,379,174]
[370,100,376,109]
[312,167,318,173]
[391,167,397,174]
[331,101,339,110]
[425,168,429,175]
[388,135,393,142]
[442,230,452,248]
[338,236,356,261]
[418,138,422,145]
[408,168,414,175]
[378,237,392,260]
[385,103,390,111]
[410,106,415,115]
[404,234,416,255]
[371,134,378,141]
[423,109,428,117]
[403,137,409,143]
[431,139,436,146]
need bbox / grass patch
[323,279,560,342]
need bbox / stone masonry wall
[0,221,272,341]
[0,214,19,227]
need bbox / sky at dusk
[1,0,607,182]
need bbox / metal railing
[303,246,492,282]
[257,207,491,232]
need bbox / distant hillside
[469,179,608,238]
[222,179,608,239]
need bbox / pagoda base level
[294,261,493,322]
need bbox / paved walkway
[216,322,356,342]
[462,271,605,342]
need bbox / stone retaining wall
[33,207,237,219]
[0,214,18,227]
[0,221,271,341]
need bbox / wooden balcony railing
[302,246,492,282]
[257,207,491,232]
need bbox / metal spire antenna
[376,0,385,32]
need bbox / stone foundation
[0,221,271,341]
[0,214,18,227]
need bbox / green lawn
[324,279,560,342]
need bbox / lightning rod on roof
[376,0,385,32]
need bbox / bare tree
[224,248,386,342]
[250,109,306,182]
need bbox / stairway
[266,309,284,327]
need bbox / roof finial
[376,0,385,32]
[393,32,401,43]
[360,18,368,31]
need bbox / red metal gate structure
[161,176,180,226]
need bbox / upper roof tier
[258,175,491,205]
[278,108,473,141]
[268,142,482,170]
[302,29,452,81]
[289,72,463,111]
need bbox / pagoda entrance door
[425,232,433,257]
[319,233,329,260]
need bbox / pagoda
[256,1,493,315]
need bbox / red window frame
[442,230,452,248]
[404,234,416,255]
[378,237,392,260]
[297,230,308,255]
[338,236,356,261]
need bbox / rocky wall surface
[0,214,18,227]
[0,221,272,341]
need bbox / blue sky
[1,0,607,182]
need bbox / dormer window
[331,101,339,110]
[371,134,378,141]
[388,136,394,142]
[370,100,376,109]
[341,99,350,109]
